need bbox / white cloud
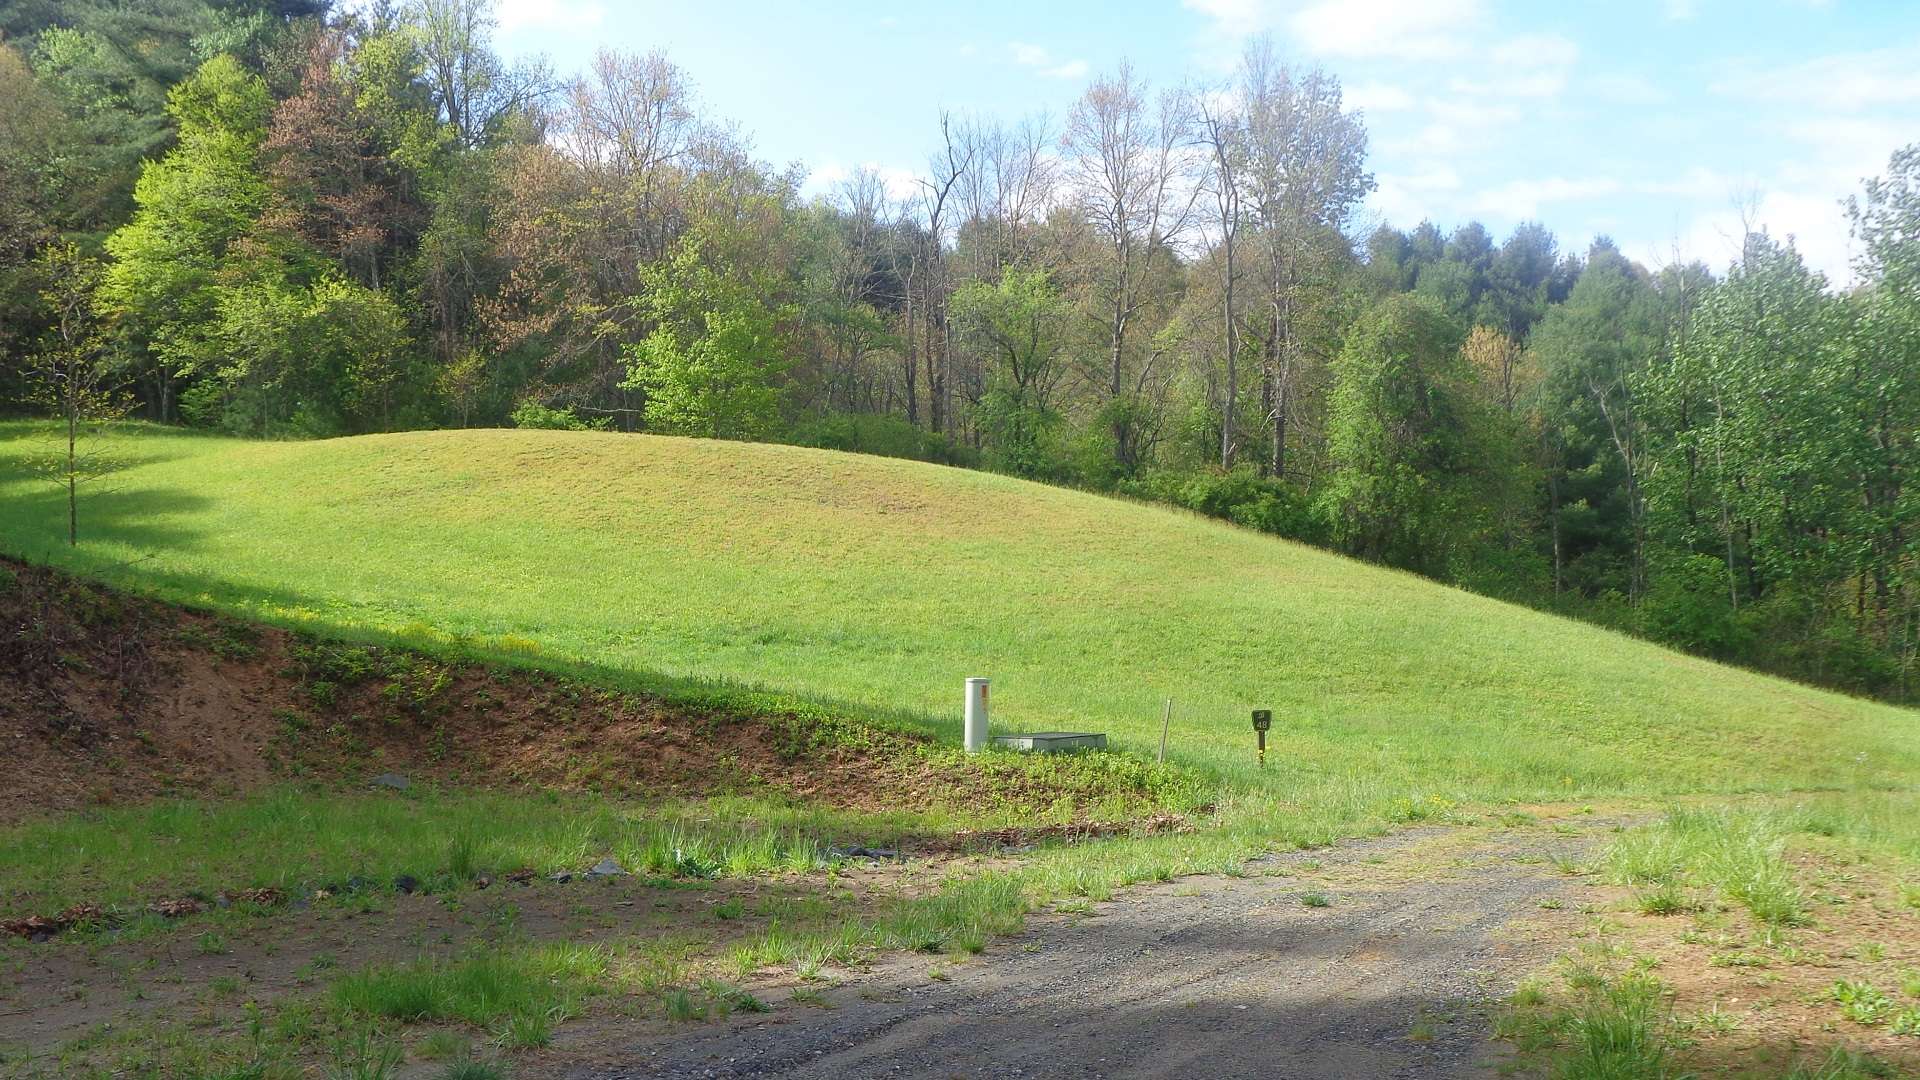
[1712,46,1920,110]
[1695,44,1916,285]
[1490,33,1579,71]
[805,162,922,205]
[1290,0,1484,60]
[1006,41,1091,81]
[1370,165,1463,222]
[1380,98,1520,159]
[1450,33,1579,99]
[1008,41,1050,67]
[1590,73,1666,106]
[1473,176,1623,217]
[1664,0,1698,21]
[495,0,604,33]
[1181,0,1273,39]
[1347,81,1415,112]
[1641,166,1733,200]
[1182,0,1485,61]
[1671,190,1854,282]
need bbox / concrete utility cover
[992,732,1107,753]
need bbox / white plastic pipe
[964,677,990,753]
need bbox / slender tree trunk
[1221,233,1237,469]
[1266,305,1285,477]
[903,296,918,426]
[66,403,78,547]
[1548,472,1563,595]
[1258,363,1274,479]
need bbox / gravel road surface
[568,821,1602,1080]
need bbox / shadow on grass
[0,478,215,562]
[0,528,981,749]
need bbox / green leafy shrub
[787,412,977,467]
[510,401,607,431]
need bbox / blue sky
[492,0,1920,282]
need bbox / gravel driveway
[568,820,1603,1080]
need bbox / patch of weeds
[498,1008,554,1049]
[662,989,706,1023]
[1634,883,1690,916]
[870,874,1025,955]
[211,620,263,661]
[1604,808,1805,928]
[327,1031,406,1080]
[926,965,950,983]
[1892,1009,1920,1036]
[702,980,769,1016]
[1496,967,1683,1079]
[208,974,242,997]
[1786,1047,1902,1078]
[1832,979,1894,1025]
[442,1061,506,1080]
[446,832,481,882]
[1299,890,1330,908]
[196,931,231,956]
[1683,1003,1740,1036]
[790,987,833,1009]
[713,897,745,921]
[333,944,607,1029]
[415,1030,467,1061]
[1407,1018,1436,1043]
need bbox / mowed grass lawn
[3,422,1916,803]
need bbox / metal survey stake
[1251,709,1272,767]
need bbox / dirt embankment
[0,560,1165,825]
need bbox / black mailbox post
[1251,709,1272,767]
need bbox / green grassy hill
[4,423,1915,803]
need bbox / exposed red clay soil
[0,560,1165,826]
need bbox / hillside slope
[2,424,1914,797]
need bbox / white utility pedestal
[964,677,990,753]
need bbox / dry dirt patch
[1550,845,1920,1076]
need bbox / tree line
[2,0,1914,700]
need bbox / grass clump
[1497,967,1686,1080]
[870,875,1026,954]
[415,1030,468,1061]
[332,944,607,1029]
[326,1031,406,1080]
[1785,1048,1902,1079]
[1634,882,1691,916]
[1604,808,1805,928]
